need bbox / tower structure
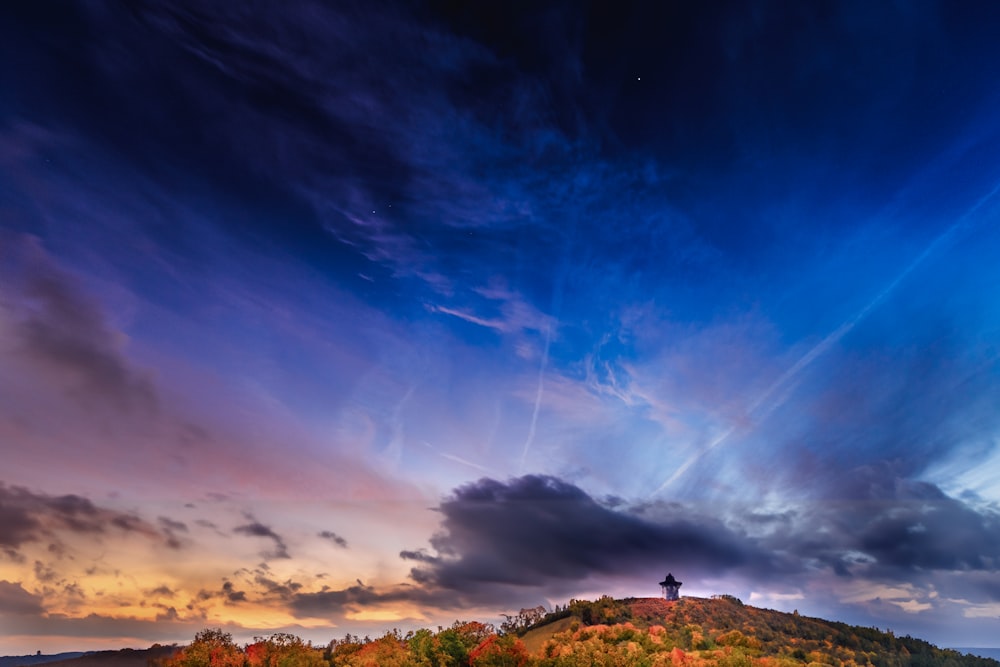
[659,572,682,600]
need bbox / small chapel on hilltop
[659,572,682,600]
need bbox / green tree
[406,629,437,667]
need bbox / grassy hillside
[521,617,576,656]
[516,596,1000,667]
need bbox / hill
[511,595,1000,667]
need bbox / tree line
[156,597,1000,667]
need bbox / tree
[406,628,438,667]
[327,635,365,667]
[245,634,325,667]
[469,635,530,667]
[340,633,413,667]
[500,606,548,635]
[165,629,244,667]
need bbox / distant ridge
[0,647,180,667]
[0,654,87,667]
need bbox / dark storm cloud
[282,474,1000,619]
[0,234,157,414]
[401,475,772,592]
[381,475,1000,605]
[291,582,389,610]
[933,571,1000,604]
[757,465,1000,580]
[233,518,290,560]
[0,580,45,616]
[0,483,167,556]
[289,580,460,619]
[854,484,1000,573]
[318,530,348,548]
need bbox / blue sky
[2,0,1000,653]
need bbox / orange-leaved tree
[337,633,411,667]
[245,633,325,667]
[468,634,530,667]
[166,629,245,667]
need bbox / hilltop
[515,596,999,667]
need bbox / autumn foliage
[164,630,245,667]
[165,597,999,667]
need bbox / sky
[2,0,1000,654]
